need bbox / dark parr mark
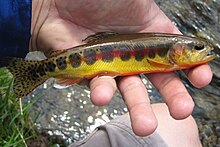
[46,61,56,72]
[148,50,155,59]
[100,46,114,62]
[56,56,67,70]
[157,43,171,57]
[69,53,81,68]
[158,48,169,57]
[84,49,97,65]
[134,43,145,61]
[119,44,131,61]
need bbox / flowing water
[23,0,220,146]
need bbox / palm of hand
[34,0,174,50]
[31,0,213,136]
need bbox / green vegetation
[0,68,38,147]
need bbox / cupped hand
[31,0,213,136]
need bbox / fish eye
[194,44,205,50]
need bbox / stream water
[23,0,220,146]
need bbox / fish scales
[0,32,215,98]
[49,41,172,78]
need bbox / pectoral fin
[44,50,66,58]
[147,58,172,68]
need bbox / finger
[147,72,194,120]
[183,64,213,88]
[118,75,157,136]
[90,76,117,106]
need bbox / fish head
[168,37,216,67]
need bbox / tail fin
[0,58,49,98]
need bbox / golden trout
[0,32,216,98]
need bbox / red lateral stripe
[66,47,160,65]
[89,48,157,60]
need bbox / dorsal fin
[82,32,118,44]
[44,50,66,58]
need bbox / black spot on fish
[148,50,155,59]
[100,46,114,62]
[56,57,67,70]
[119,44,131,61]
[36,64,46,76]
[69,53,81,68]
[84,49,96,65]
[46,61,56,72]
[134,43,145,61]
[44,66,48,72]
[29,69,39,82]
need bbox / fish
[0,32,216,98]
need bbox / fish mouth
[198,47,216,62]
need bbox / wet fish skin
[0,32,216,98]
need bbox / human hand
[31,0,213,136]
